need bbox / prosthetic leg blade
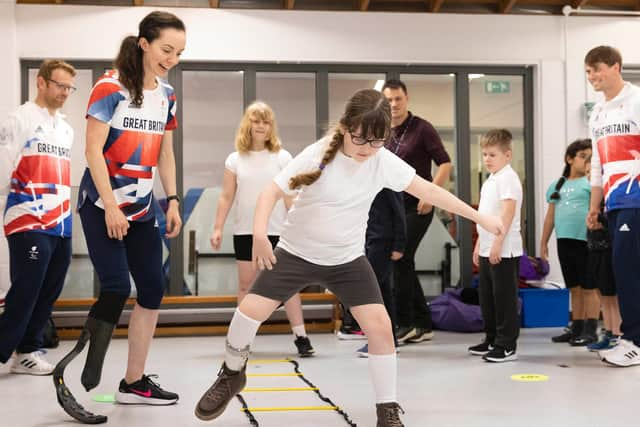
[53,328,108,424]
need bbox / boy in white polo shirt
[469,129,523,362]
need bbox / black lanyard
[387,115,414,154]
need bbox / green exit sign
[485,81,510,94]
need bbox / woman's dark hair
[550,138,591,200]
[289,89,391,190]
[115,11,185,107]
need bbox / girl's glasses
[349,131,386,148]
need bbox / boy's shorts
[587,249,616,296]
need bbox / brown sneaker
[376,402,405,427]
[195,363,247,421]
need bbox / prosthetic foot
[53,317,116,424]
[53,327,107,424]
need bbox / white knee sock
[225,309,261,371]
[368,353,397,403]
[291,324,307,338]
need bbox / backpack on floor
[42,316,59,349]
[430,289,484,333]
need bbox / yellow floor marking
[247,373,303,377]
[242,387,318,392]
[511,374,549,382]
[242,406,338,412]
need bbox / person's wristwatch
[167,195,180,204]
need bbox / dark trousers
[394,204,434,330]
[478,256,520,350]
[80,202,164,310]
[608,208,640,345]
[366,240,398,343]
[0,231,71,362]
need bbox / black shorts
[556,238,588,289]
[587,249,616,296]
[233,235,279,261]
[250,248,384,308]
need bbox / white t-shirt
[477,164,523,258]
[225,148,292,235]
[274,138,416,265]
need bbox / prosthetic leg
[53,294,126,424]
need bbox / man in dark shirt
[382,79,452,343]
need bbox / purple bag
[519,253,550,281]
[430,289,484,333]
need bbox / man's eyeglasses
[47,79,77,94]
[349,131,386,148]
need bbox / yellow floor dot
[511,374,549,382]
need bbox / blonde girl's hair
[234,101,282,153]
[289,89,390,190]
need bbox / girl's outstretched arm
[404,175,503,236]
[252,182,286,270]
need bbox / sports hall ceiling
[15,0,640,15]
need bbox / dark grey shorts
[250,248,384,308]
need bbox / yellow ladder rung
[248,359,293,364]
[247,373,303,377]
[242,387,318,392]
[242,406,338,412]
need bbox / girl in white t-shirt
[210,101,313,357]
[196,89,502,426]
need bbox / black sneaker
[195,362,247,421]
[396,326,417,343]
[115,374,178,405]
[294,335,315,357]
[551,329,573,343]
[468,341,494,356]
[405,328,434,343]
[376,402,405,427]
[482,346,517,363]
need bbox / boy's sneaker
[376,402,405,427]
[482,346,517,363]
[468,341,494,356]
[336,327,367,340]
[601,339,640,367]
[195,363,247,421]
[10,350,54,375]
[396,326,417,343]
[294,335,315,357]
[116,374,178,405]
[405,328,434,343]
[588,331,619,352]
[356,344,368,358]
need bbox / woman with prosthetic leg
[195,89,502,426]
[53,11,186,424]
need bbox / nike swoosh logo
[132,389,152,398]
[505,351,515,356]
